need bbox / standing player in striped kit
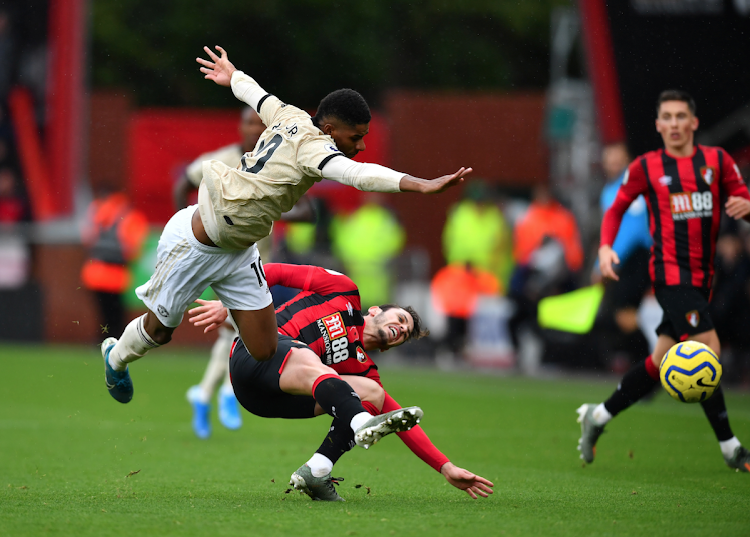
[578,90,750,472]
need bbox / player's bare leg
[230,305,278,362]
[280,348,421,448]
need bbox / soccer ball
[659,341,722,403]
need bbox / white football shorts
[135,205,272,328]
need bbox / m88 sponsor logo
[670,191,713,220]
[319,312,350,364]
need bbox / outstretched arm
[399,168,473,194]
[321,156,472,195]
[382,393,493,498]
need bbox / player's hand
[400,167,473,194]
[598,244,620,281]
[725,196,750,220]
[188,299,229,333]
[440,462,494,499]
[196,45,237,87]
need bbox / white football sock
[199,325,236,400]
[350,411,371,433]
[109,315,160,371]
[592,403,613,426]
[720,437,741,460]
[307,453,334,478]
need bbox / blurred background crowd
[2,0,750,386]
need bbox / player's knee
[144,311,174,345]
[368,384,385,410]
[691,330,720,356]
[358,379,385,410]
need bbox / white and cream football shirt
[198,71,402,251]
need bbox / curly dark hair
[313,88,371,128]
[657,89,696,115]
[378,304,430,343]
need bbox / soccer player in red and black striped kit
[578,90,750,472]
[189,263,494,501]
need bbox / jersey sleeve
[230,70,285,128]
[382,392,450,472]
[319,156,404,193]
[264,263,360,296]
[600,160,649,247]
[720,150,750,200]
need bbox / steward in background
[81,190,148,338]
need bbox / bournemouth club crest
[699,166,716,186]
[685,310,700,328]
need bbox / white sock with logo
[350,412,371,433]
[592,403,613,426]
[719,437,741,460]
[307,453,334,478]
[108,315,160,371]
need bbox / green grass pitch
[1,345,749,536]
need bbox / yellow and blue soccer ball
[659,341,722,403]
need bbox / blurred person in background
[508,184,583,352]
[578,90,750,472]
[175,106,315,439]
[709,220,750,386]
[592,143,652,373]
[81,189,148,339]
[442,180,512,292]
[330,192,405,309]
[431,263,500,357]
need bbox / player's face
[368,306,414,350]
[323,120,369,159]
[239,113,265,151]
[655,100,699,155]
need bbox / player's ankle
[307,453,334,477]
[719,437,741,459]
[592,403,612,426]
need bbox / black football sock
[316,418,356,465]
[312,375,366,425]
[625,329,650,362]
[700,385,734,442]
[603,358,659,417]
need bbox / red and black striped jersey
[264,262,448,472]
[266,263,382,385]
[601,145,750,289]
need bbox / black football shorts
[229,334,317,419]
[654,285,714,341]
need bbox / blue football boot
[218,384,242,430]
[101,337,133,404]
[187,386,211,439]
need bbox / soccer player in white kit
[176,107,315,438]
[100,44,471,445]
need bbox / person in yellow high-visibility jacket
[330,194,405,309]
[442,181,512,292]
